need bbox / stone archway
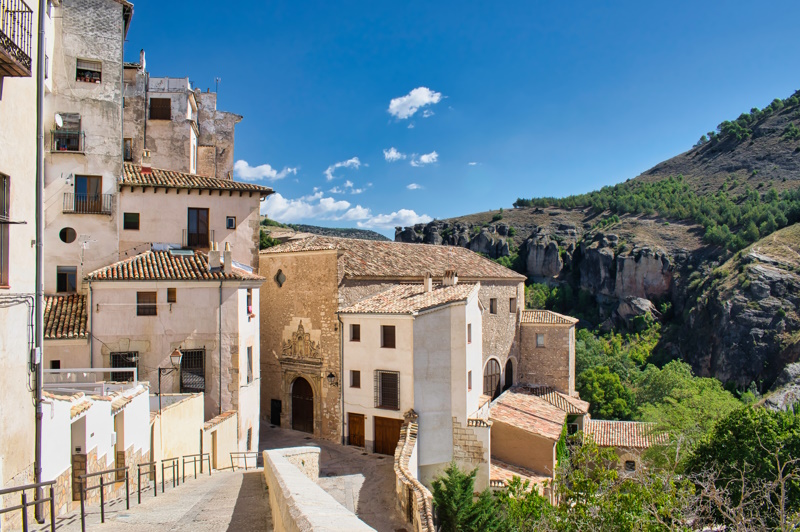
[291,377,314,433]
[504,359,514,391]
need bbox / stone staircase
[28,468,271,532]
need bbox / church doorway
[291,377,314,433]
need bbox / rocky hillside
[286,224,389,241]
[396,91,800,390]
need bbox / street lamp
[158,348,183,414]
[326,372,339,387]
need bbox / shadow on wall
[228,471,269,531]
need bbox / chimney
[223,242,232,275]
[139,49,146,71]
[443,269,458,287]
[140,149,152,174]
[423,272,433,293]
[208,242,221,270]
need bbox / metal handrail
[0,0,34,73]
[136,462,157,504]
[161,457,179,493]
[230,451,259,472]
[50,129,85,152]
[0,480,55,532]
[79,466,129,532]
[62,192,113,215]
[182,453,211,482]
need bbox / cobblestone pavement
[28,468,271,532]
[260,422,410,532]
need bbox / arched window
[483,359,501,399]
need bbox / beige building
[0,0,40,525]
[122,55,241,180]
[258,236,526,444]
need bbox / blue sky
[125,0,800,236]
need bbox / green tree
[494,476,551,530]
[259,231,281,250]
[431,463,501,532]
[578,366,635,420]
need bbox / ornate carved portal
[281,321,320,360]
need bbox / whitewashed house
[339,272,491,489]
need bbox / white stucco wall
[341,315,414,450]
[118,189,261,268]
[122,389,151,454]
[236,287,260,450]
[41,397,74,481]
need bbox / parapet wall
[263,447,374,532]
[394,422,435,532]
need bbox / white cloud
[383,147,406,162]
[350,188,365,195]
[357,209,432,229]
[329,186,344,194]
[388,87,442,119]
[422,109,434,118]
[468,162,478,166]
[324,157,361,181]
[261,192,351,222]
[234,160,297,182]
[407,183,422,190]
[407,123,415,129]
[331,180,365,194]
[410,151,438,167]
[337,206,371,221]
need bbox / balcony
[182,228,215,248]
[0,0,33,77]
[63,192,114,215]
[51,129,85,153]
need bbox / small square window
[624,460,636,472]
[56,266,77,293]
[350,324,361,342]
[489,298,497,314]
[468,370,472,391]
[467,323,472,344]
[226,216,236,229]
[136,291,157,316]
[76,59,101,83]
[350,370,361,388]
[50,360,61,370]
[536,333,545,348]
[509,297,517,314]
[167,287,177,303]
[123,212,139,230]
[381,325,395,349]
[275,269,286,287]
[149,97,171,120]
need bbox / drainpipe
[219,281,223,416]
[337,313,344,445]
[34,0,47,521]
[88,281,93,368]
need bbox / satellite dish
[54,114,63,128]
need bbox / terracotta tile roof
[514,385,589,415]
[584,420,664,449]
[203,410,237,431]
[490,390,566,441]
[121,163,273,195]
[261,236,526,280]
[70,400,92,419]
[520,309,578,325]
[44,294,88,340]
[339,283,478,314]
[490,458,552,489]
[86,250,264,282]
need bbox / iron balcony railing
[0,0,33,77]
[182,228,214,248]
[62,193,114,215]
[51,130,85,153]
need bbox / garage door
[374,416,403,455]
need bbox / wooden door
[348,413,365,447]
[374,416,403,455]
[291,377,314,434]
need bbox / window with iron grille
[123,138,133,161]
[246,428,252,451]
[0,174,8,286]
[110,352,138,382]
[149,97,171,120]
[246,346,253,384]
[76,59,101,83]
[136,291,157,316]
[375,370,400,410]
[53,113,82,152]
[180,349,205,393]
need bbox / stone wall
[258,250,342,442]
[453,418,491,491]
[393,423,435,532]
[477,281,524,373]
[518,322,575,395]
[263,447,374,532]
